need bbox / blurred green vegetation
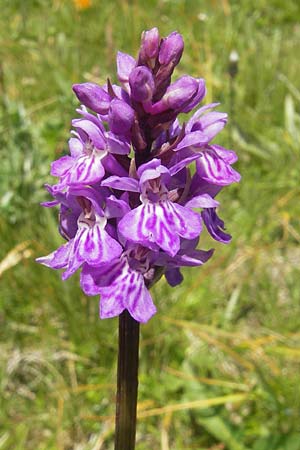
[1,0,300,449]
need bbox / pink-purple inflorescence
[37,28,241,323]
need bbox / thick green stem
[114,310,140,450]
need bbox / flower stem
[114,310,140,450]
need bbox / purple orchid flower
[80,245,157,323]
[103,159,203,257]
[37,28,240,323]
[50,111,130,193]
[37,187,126,279]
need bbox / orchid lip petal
[118,201,201,257]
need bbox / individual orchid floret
[80,245,157,323]
[51,112,131,192]
[103,159,202,257]
[76,105,131,158]
[37,187,125,280]
[72,83,111,115]
[167,104,241,186]
[50,118,108,191]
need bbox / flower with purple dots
[37,28,240,323]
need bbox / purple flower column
[37,26,240,449]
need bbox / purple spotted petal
[36,241,71,269]
[118,201,201,257]
[63,153,106,186]
[196,150,241,185]
[81,259,156,323]
[211,144,238,164]
[51,156,74,177]
[99,287,126,319]
[80,261,120,295]
[61,230,85,279]
[100,265,156,322]
[76,224,123,266]
[61,220,122,280]
[123,271,156,323]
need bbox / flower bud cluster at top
[37,28,241,323]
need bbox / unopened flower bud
[72,83,110,114]
[165,76,199,109]
[151,75,199,114]
[129,66,155,102]
[158,31,184,66]
[139,27,160,62]
[108,98,135,134]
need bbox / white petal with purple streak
[197,150,241,185]
[118,201,201,257]
[64,153,106,186]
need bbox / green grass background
[1,0,300,448]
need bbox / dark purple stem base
[114,310,140,450]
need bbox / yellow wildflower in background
[73,0,92,10]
